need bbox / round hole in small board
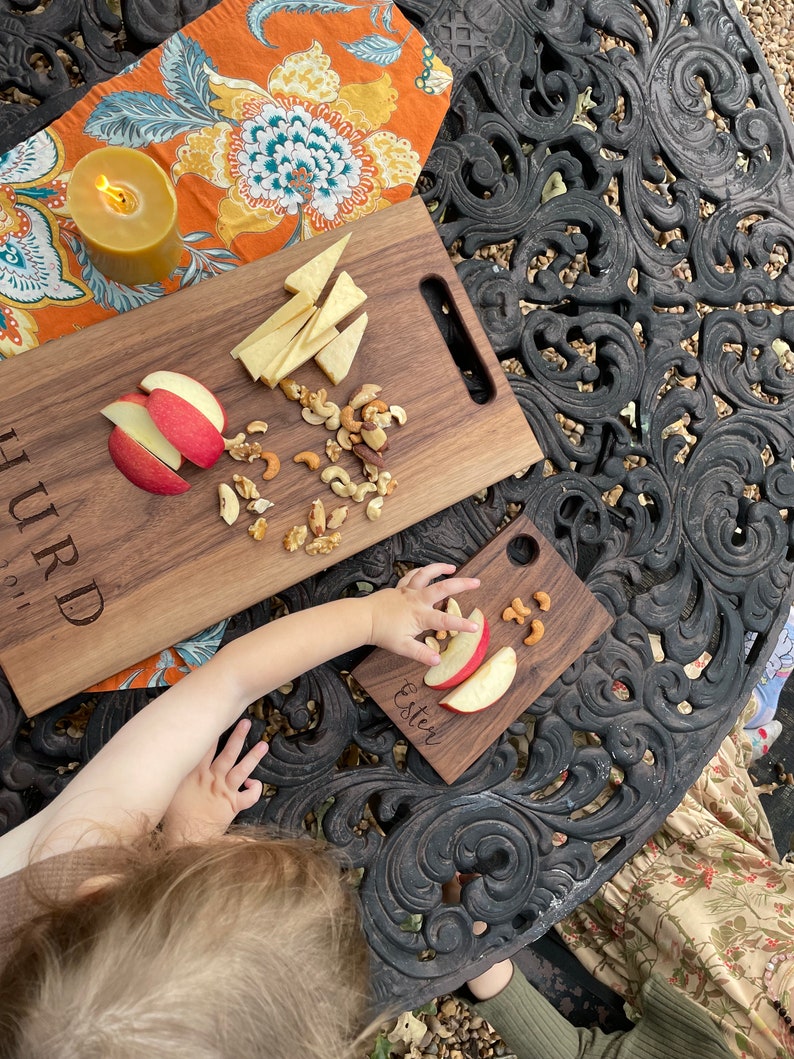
[507,534,540,567]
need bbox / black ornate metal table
[1,0,793,1010]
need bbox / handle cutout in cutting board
[419,276,495,405]
[507,534,540,567]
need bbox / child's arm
[0,564,479,874]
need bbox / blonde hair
[0,834,373,1059]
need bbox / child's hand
[369,563,481,667]
[160,718,269,844]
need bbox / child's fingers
[227,737,269,788]
[424,576,481,608]
[213,718,252,772]
[236,778,264,811]
[397,562,457,590]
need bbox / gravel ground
[364,3,793,1056]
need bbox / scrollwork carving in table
[1,0,793,1009]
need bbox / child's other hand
[369,563,481,667]
[161,718,269,844]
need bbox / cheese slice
[284,232,352,302]
[230,289,314,359]
[312,270,367,334]
[237,306,316,380]
[315,312,368,385]
[263,313,339,388]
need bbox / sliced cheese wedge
[284,232,351,302]
[262,313,339,388]
[315,312,368,385]
[312,270,367,334]
[229,289,315,359]
[237,305,316,381]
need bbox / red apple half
[100,392,183,471]
[139,369,227,432]
[108,427,190,495]
[439,646,518,714]
[145,388,225,468]
[423,608,489,690]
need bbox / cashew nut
[351,481,377,503]
[533,591,551,612]
[523,619,545,646]
[502,604,526,625]
[331,480,356,497]
[260,452,281,481]
[302,406,328,425]
[246,420,268,434]
[336,426,354,451]
[293,450,321,471]
[320,466,351,485]
[223,432,246,450]
[366,495,384,520]
[389,405,408,426]
[349,383,382,410]
[361,399,389,422]
[340,405,364,434]
[376,471,393,496]
[512,597,532,617]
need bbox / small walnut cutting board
[352,514,613,783]
[0,197,542,716]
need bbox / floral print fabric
[558,725,794,1059]
[0,0,451,359]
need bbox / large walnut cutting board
[0,197,542,716]
[352,514,613,784]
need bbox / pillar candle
[67,147,183,287]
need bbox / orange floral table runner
[0,0,452,690]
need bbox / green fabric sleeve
[472,966,734,1059]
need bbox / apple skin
[108,427,190,495]
[423,608,490,690]
[439,646,518,714]
[138,369,227,432]
[101,392,184,471]
[145,388,225,469]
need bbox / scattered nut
[326,505,349,530]
[248,517,268,541]
[247,497,274,515]
[279,377,302,401]
[361,422,388,452]
[361,399,389,422]
[389,405,408,426]
[260,452,281,481]
[424,635,440,653]
[533,591,551,612]
[305,531,342,556]
[298,385,312,407]
[363,461,380,483]
[233,473,259,500]
[366,495,384,520]
[283,525,308,551]
[302,406,328,425]
[224,432,246,450]
[325,438,343,463]
[320,466,351,485]
[340,405,364,434]
[324,410,341,431]
[293,450,321,471]
[336,426,354,451]
[446,597,462,636]
[246,420,268,434]
[349,383,382,410]
[218,483,240,525]
[523,619,545,645]
[331,480,356,497]
[352,442,384,468]
[308,498,326,536]
[310,390,339,420]
[351,481,377,503]
[228,441,263,462]
[376,471,393,496]
[503,597,532,623]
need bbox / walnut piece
[305,531,342,556]
[248,517,268,541]
[283,525,308,552]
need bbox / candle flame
[95,174,135,212]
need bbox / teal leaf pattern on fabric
[341,33,404,65]
[176,232,240,286]
[247,0,357,48]
[158,33,218,123]
[84,90,209,146]
[174,620,229,666]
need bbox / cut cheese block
[312,271,367,333]
[315,312,368,385]
[229,289,314,358]
[284,232,351,302]
[237,305,316,381]
[262,313,339,388]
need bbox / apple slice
[423,608,489,690]
[101,392,183,471]
[108,427,190,495]
[146,388,225,468]
[439,646,518,714]
[138,370,227,432]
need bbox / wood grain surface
[0,197,542,716]
[352,513,613,783]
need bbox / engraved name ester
[1,426,104,625]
